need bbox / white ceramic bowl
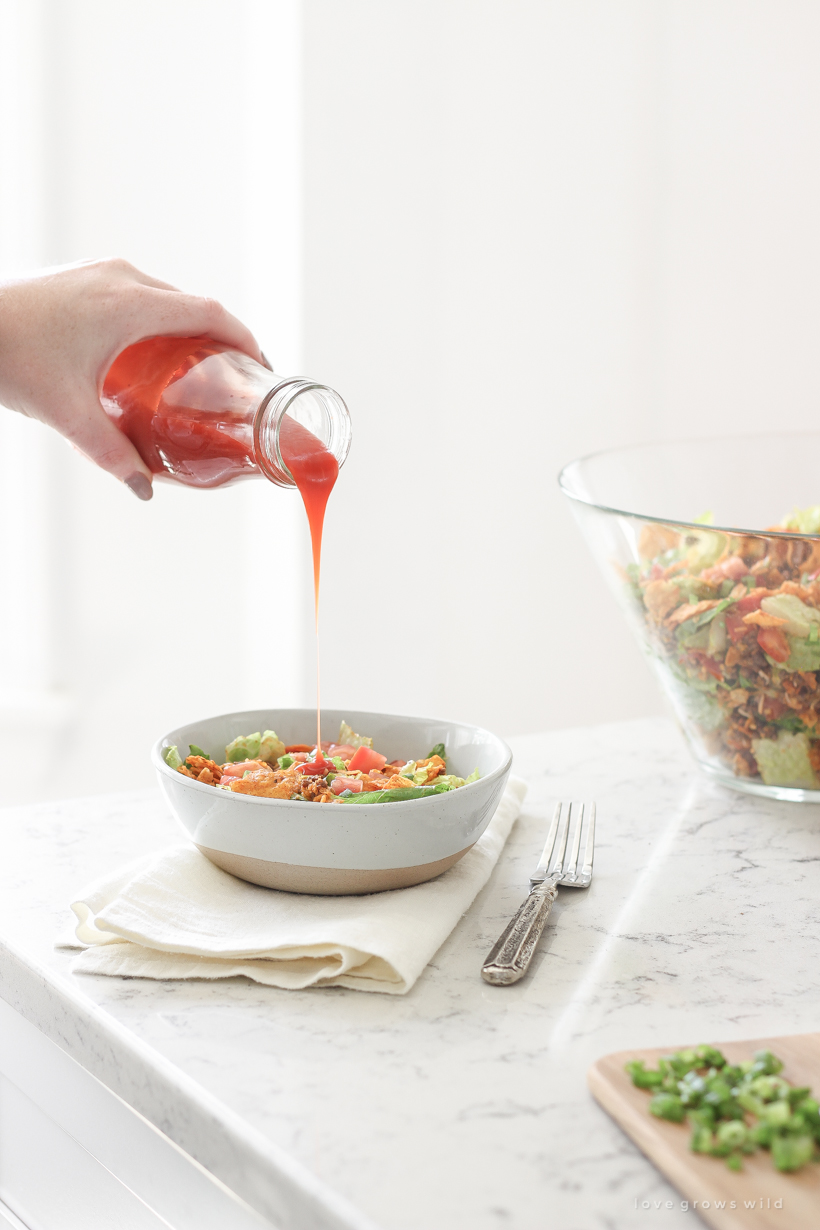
[153,708,512,894]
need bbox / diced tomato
[220,759,267,779]
[722,556,749,581]
[285,744,314,753]
[702,556,747,585]
[300,755,335,776]
[704,556,749,583]
[687,650,723,680]
[347,746,388,773]
[761,696,788,721]
[326,743,357,760]
[330,776,363,795]
[735,589,767,615]
[757,626,790,663]
[726,612,751,643]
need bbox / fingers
[135,288,265,363]
[78,259,265,363]
[60,398,154,496]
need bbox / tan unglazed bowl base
[196,844,475,895]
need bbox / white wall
[304,0,820,737]
[0,0,307,804]
[657,2,820,432]
[3,1,820,804]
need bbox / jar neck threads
[254,376,352,488]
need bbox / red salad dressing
[278,416,338,751]
[104,337,339,750]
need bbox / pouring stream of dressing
[278,417,339,752]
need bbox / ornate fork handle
[481,879,558,986]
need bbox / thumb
[61,399,154,500]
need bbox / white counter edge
[0,936,380,1230]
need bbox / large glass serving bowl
[560,433,820,802]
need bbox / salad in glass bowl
[560,432,820,800]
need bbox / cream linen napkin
[59,778,526,995]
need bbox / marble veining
[2,717,820,1230]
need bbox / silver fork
[481,800,595,986]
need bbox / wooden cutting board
[588,1034,820,1230]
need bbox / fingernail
[124,473,153,501]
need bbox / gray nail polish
[124,473,153,501]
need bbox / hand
[0,258,265,500]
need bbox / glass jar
[102,336,351,489]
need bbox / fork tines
[530,800,595,889]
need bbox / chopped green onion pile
[626,1045,820,1173]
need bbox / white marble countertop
[2,716,820,1230]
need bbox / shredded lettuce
[338,721,373,749]
[684,527,726,574]
[781,638,820,673]
[676,621,712,652]
[761,594,820,638]
[259,730,285,763]
[435,768,480,790]
[433,775,462,790]
[751,731,819,789]
[398,761,429,786]
[224,730,285,763]
[781,505,820,535]
[772,713,806,735]
[338,783,452,804]
[398,763,481,790]
[225,732,262,762]
[662,662,723,730]
[163,745,183,770]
